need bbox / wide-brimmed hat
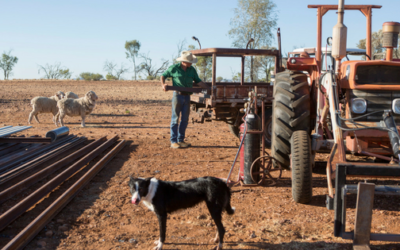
[176,51,198,64]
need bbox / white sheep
[28,91,65,125]
[64,91,79,99]
[56,90,98,127]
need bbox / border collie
[128,176,235,250]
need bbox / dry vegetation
[0,80,399,249]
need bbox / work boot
[178,141,191,148]
[171,142,181,149]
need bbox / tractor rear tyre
[271,70,310,169]
[262,108,272,148]
[291,130,313,204]
[228,124,240,139]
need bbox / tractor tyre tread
[291,130,313,204]
[271,70,310,169]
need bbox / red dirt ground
[0,80,400,250]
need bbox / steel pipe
[0,135,75,173]
[1,139,126,250]
[0,137,87,187]
[45,126,69,142]
[0,137,105,204]
[0,136,117,231]
[0,137,52,144]
[0,126,32,138]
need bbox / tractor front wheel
[290,130,313,204]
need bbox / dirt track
[0,80,400,250]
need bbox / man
[160,51,209,149]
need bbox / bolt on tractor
[271,0,400,212]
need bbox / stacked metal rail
[0,126,32,138]
[0,127,126,250]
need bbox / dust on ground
[0,80,399,250]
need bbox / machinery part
[2,139,126,250]
[271,70,310,169]
[335,163,400,242]
[382,22,400,48]
[243,112,261,184]
[291,130,313,204]
[45,126,69,142]
[383,111,400,159]
[250,155,282,185]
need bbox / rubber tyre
[291,130,312,204]
[228,124,240,139]
[262,108,272,148]
[271,70,310,169]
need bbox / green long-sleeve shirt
[162,63,202,88]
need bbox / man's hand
[160,76,168,92]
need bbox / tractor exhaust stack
[332,0,347,73]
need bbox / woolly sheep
[56,90,98,127]
[28,91,65,125]
[64,91,79,99]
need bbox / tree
[103,60,129,80]
[228,0,277,81]
[137,52,169,80]
[187,45,212,82]
[357,30,384,59]
[217,76,224,82]
[79,72,104,81]
[125,40,141,80]
[0,50,18,80]
[38,62,72,79]
[255,45,276,82]
[357,29,400,59]
[172,39,187,64]
[196,56,212,82]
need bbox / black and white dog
[128,176,235,250]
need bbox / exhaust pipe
[331,0,347,74]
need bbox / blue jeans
[170,92,190,143]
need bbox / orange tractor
[271,0,400,218]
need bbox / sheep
[28,91,65,125]
[64,91,79,99]
[56,90,98,127]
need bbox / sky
[1,0,399,80]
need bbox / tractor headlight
[351,98,367,114]
[393,99,400,114]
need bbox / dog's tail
[225,189,235,215]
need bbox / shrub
[80,72,104,81]
[106,73,118,80]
